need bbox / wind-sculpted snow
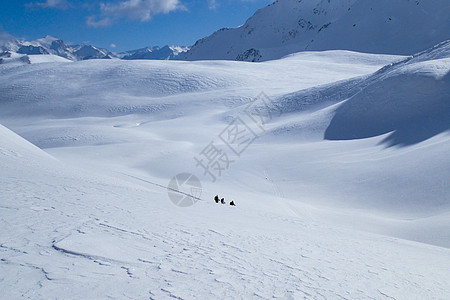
[0,60,245,117]
[324,42,450,145]
[0,45,449,298]
[0,51,393,118]
[325,65,450,145]
[0,126,449,298]
[263,41,450,146]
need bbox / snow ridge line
[118,172,205,203]
[51,243,130,266]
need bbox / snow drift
[325,41,450,146]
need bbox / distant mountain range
[0,35,189,62]
[184,0,450,61]
[118,46,190,60]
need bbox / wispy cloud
[86,16,113,28]
[27,0,70,9]
[0,26,16,45]
[87,0,184,28]
[208,0,217,10]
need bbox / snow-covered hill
[184,0,450,61]
[0,51,72,65]
[1,42,449,298]
[324,41,450,145]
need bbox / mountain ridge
[0,35,189,62]
[184,0,450,61]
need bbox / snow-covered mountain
[184,0,450,61]
[0,35,114,61]
[119,45,189,60]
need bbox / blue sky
[0,0,272,51]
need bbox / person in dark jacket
[214,195,220,203]
[230,201,236,206]
[221,198,225,204]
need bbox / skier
[230,201,236,206]
[214,195,220,203]
[221,198,225,204]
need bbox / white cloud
[87,0,184,27]
[29,0,70,9]
[110,43,117,48]
[208,0,217,10]
[86,16,113,28]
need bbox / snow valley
[1,0,450,299]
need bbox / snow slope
[0,52,72,66]
[184,0,450,61]
[1,120,449,299]
[325,43,450,144]
[1,43,449,298]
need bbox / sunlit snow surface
[1,46,449,298]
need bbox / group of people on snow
[214,195,236,206]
